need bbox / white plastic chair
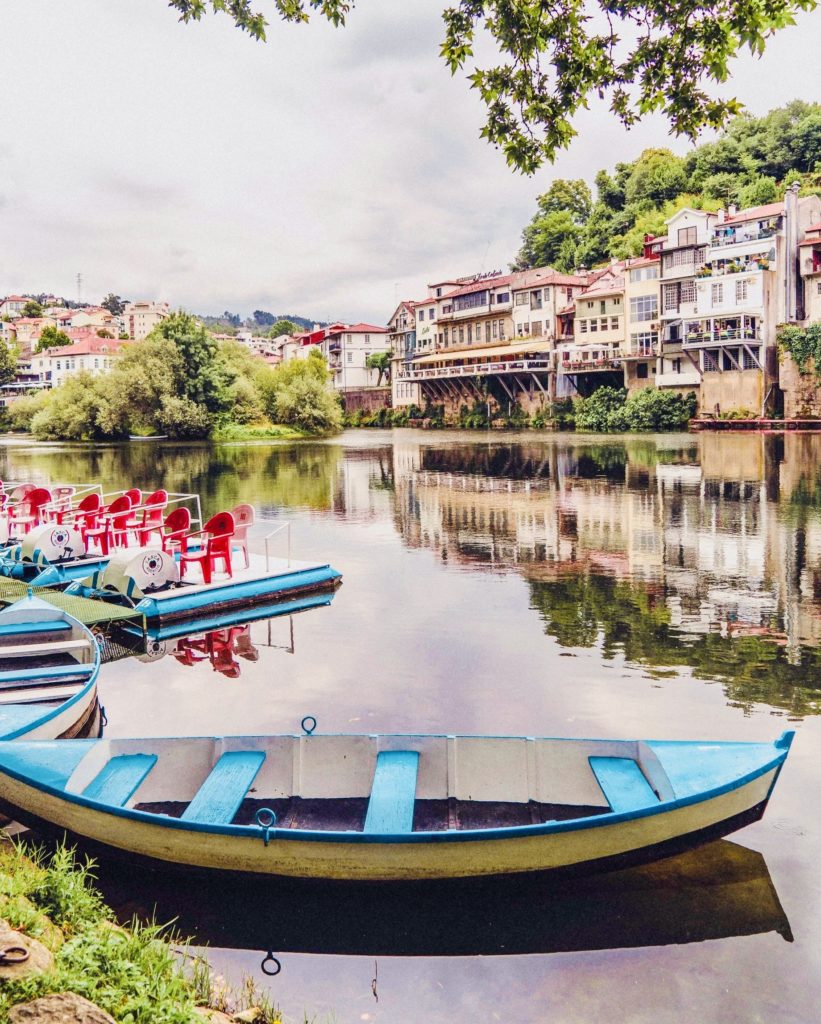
[230,503,255,568]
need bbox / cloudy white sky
[1,1,820,323]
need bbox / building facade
[122,301,170,340]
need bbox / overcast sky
[1,1,820,324]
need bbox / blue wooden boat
[0,595,100,741]
[0,727,793,881]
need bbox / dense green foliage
[365,350,391,385]
[8,312,341,441]
[168,1,819,173]
[575,386,697,432]
[21,299,42,318]
[778,322,821,377]
[268,319,297,338]
[101,293,127,316]
[35,325,72,352]
[514,102,821,269]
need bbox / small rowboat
[0,595,101,741]
[0,727,793,881]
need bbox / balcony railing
[396,357,552,382]
[682,328,760,346]
[710,227,777,248]
[559,357,622,373]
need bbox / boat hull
[0,763,780,882]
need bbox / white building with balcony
[510,268,587,342]
[323,322,387,393]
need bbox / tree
[101,294,127,316]
[151,311,234,416]
[268,319,297,338]
[534,179,591,223]
[0,338,17,386]
[737,175,779,208]
[512,210,582,271]
[624,149,688,206]
[365,351,391,386]
[22,300,42,318]
[35,326,72,352]
[167,0,821,173]
[253,310,276,327]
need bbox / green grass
[210,422,308,442]
[0,837,286,1023]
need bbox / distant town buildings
[122,301,170,340]
[387,186,821,419]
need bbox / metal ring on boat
[301,715,317,735]
[261,952,281,976]
[0,945,30,966]
[255,807,277,846]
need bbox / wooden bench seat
[181,751,266,825]
[589,756,659,814]
[363,750,419,834]
[82,754,158,806]
[0,639,89,658]
[0,620,72,638]
[0,664,95,690]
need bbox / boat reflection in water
[95,839,791,958]
[109,591,338,676]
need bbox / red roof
[440,274,513,300]
[330,322,387,334]
[723,202,784,226]
[2,295,28,303]
[805,222,821,232]
[45,338,127,358]
[578,268,624,297]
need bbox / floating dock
[131,555,341,624]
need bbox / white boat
[0,595,100,741]
[0,726,793,881]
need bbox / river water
[2,429,820,1023]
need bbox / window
[454,291,488,312]
[589,319,598,332]
[631,331,658,354]
[532,321,542,336]
[580,320,588,333]
[663,283,680,312]
[436,287,442,297]
[496,291,510,303]
[346,333,352,342]
[347,352,352,363]
[600,300,606,314]
[630,295,658,322]
[587,301,594,310]
[515,292,529,306]
[364,334,370,344]
[678,226,697,246]
[600,318,608,331]
[499,320,506,340]
[467,324,473,343]
[703,351,719,372]
[673,358,682,374]
[417,310,424,321]
[613,297,621,305]
[610,317,619,331]
[492,321,498,339]
[530,291,542,310]
[637,363,649,379]
[485,322,491,342]
[444,327,449,344]
[735,279,749,302]
[458,327,464,343]
[442,304,452,314]
[743,347,760,370]
[711,283,724,304]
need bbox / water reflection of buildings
[390,435,821,661]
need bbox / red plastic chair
[69,492,103,533]
[124,488,142,508]
[85,495,132,555]
[9,487,52,534]
[230,503,255,568]
[179,511,235,584]
[133,489,169,544]
[158,507,191,553]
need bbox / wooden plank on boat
[0,664,95,686]
[0,639,89,658]
[363,750,420,834]
[181,751,266,825]
[0,620,72,637]
[82,754,158,807]
[589,756,658,813]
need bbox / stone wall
[339,387,391,413]
[779,353,821,418]
[700,369,764,417]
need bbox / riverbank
[0,836,285,1023]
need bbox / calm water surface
[2,429,820,1023]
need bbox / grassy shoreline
[0,836,286,1023]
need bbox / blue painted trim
[134,565,341,619]
[0,734,791,845]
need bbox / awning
[412,339,553,365]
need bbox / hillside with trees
[512,101,821,273]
